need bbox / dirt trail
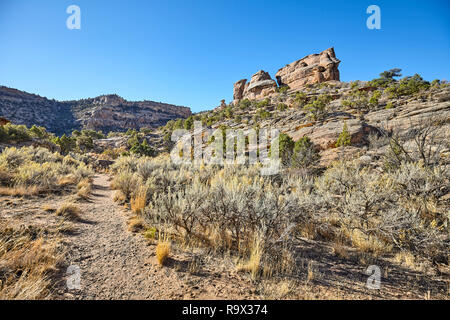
[58,174,253,300]
[58,174,177,299]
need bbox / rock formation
[233,48,341,105]
[0,86,191,135]
[233,70,277,105]
[275,47,340,90]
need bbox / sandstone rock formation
[0,86,191,135]
[233,48,341,105]
[275,47,340,90]
[233,70,277,105]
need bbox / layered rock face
[233,48,341,105]
[0,86,191,135]
[275,47,341,90]
[233,70,277,104]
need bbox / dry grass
[128,216,145,233]
[76,178,92,200]
[348,229,389,256]
[261,279,296,299]
[394,251,416,268]
[0,186,41,197]
[332,242,349,259]
[0,223,62,299]
[113,190,126,203]
[55,202,81,221]
[237,239,262,279]
[156,240,171,266]
[130,186,147,215]
[42,204,55,213]
[57,174,76,187]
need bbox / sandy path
[60,174,180,299]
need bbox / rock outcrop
[275,47,340,90]
[233,70,277,105]
[233,48,341,105]
[0,86,191,135]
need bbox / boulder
[275,47,341,90]
[233,71,277,104]
[233,79,248,105]
[289,118,378,150]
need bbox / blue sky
[0,0,449,112]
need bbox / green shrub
[277,103,287,111]
[294,92,307,107]
[292,136,320,168]
[336,122,351,147]
[303,94,331,121]
[239,99,251,110]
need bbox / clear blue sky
[0,0,449,112]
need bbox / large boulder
[275,47,341,90]
[233,70,277,104]
[233,79,248,105]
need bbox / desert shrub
[156,241,171,265]
[257,108,271,119]
[0,147,28,169]
[256,98,270,108]
[110,155,140,173]
[14,162,57,188]
[277,103,287,111]
[270,133,294,166]
[385,74,430,98]
[369,91,382,107]
[303,94,331,121]
[0,146,93,192]
[294,92,307,107]
[239,99,251,110]
[336,122,351,147]
[130,139,155,157]
[314,160,448,260]
[342,90,369,111]
[111,170,141,199]
[369,68,402,88]
[52,134,77,154]
[381,116,447,170]
[277,86,289,94]
[0,124,31,143]
[385,102,394,109]
[291,136,320,168]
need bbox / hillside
[0,86,191,135]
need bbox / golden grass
[113,190,126,203]
[0,186,40,197]
[130,186,147,215]
[394,251,416,268]
[156,240,171,266]
[55,202,81,221]
[57,174,76,187]
[0,223,62,299]
[332,241,349,259]
[128,216,145,233]
[348,229,390,256]
[237,238,262,279]
[76,178,92,200]
[42,204,55,212]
